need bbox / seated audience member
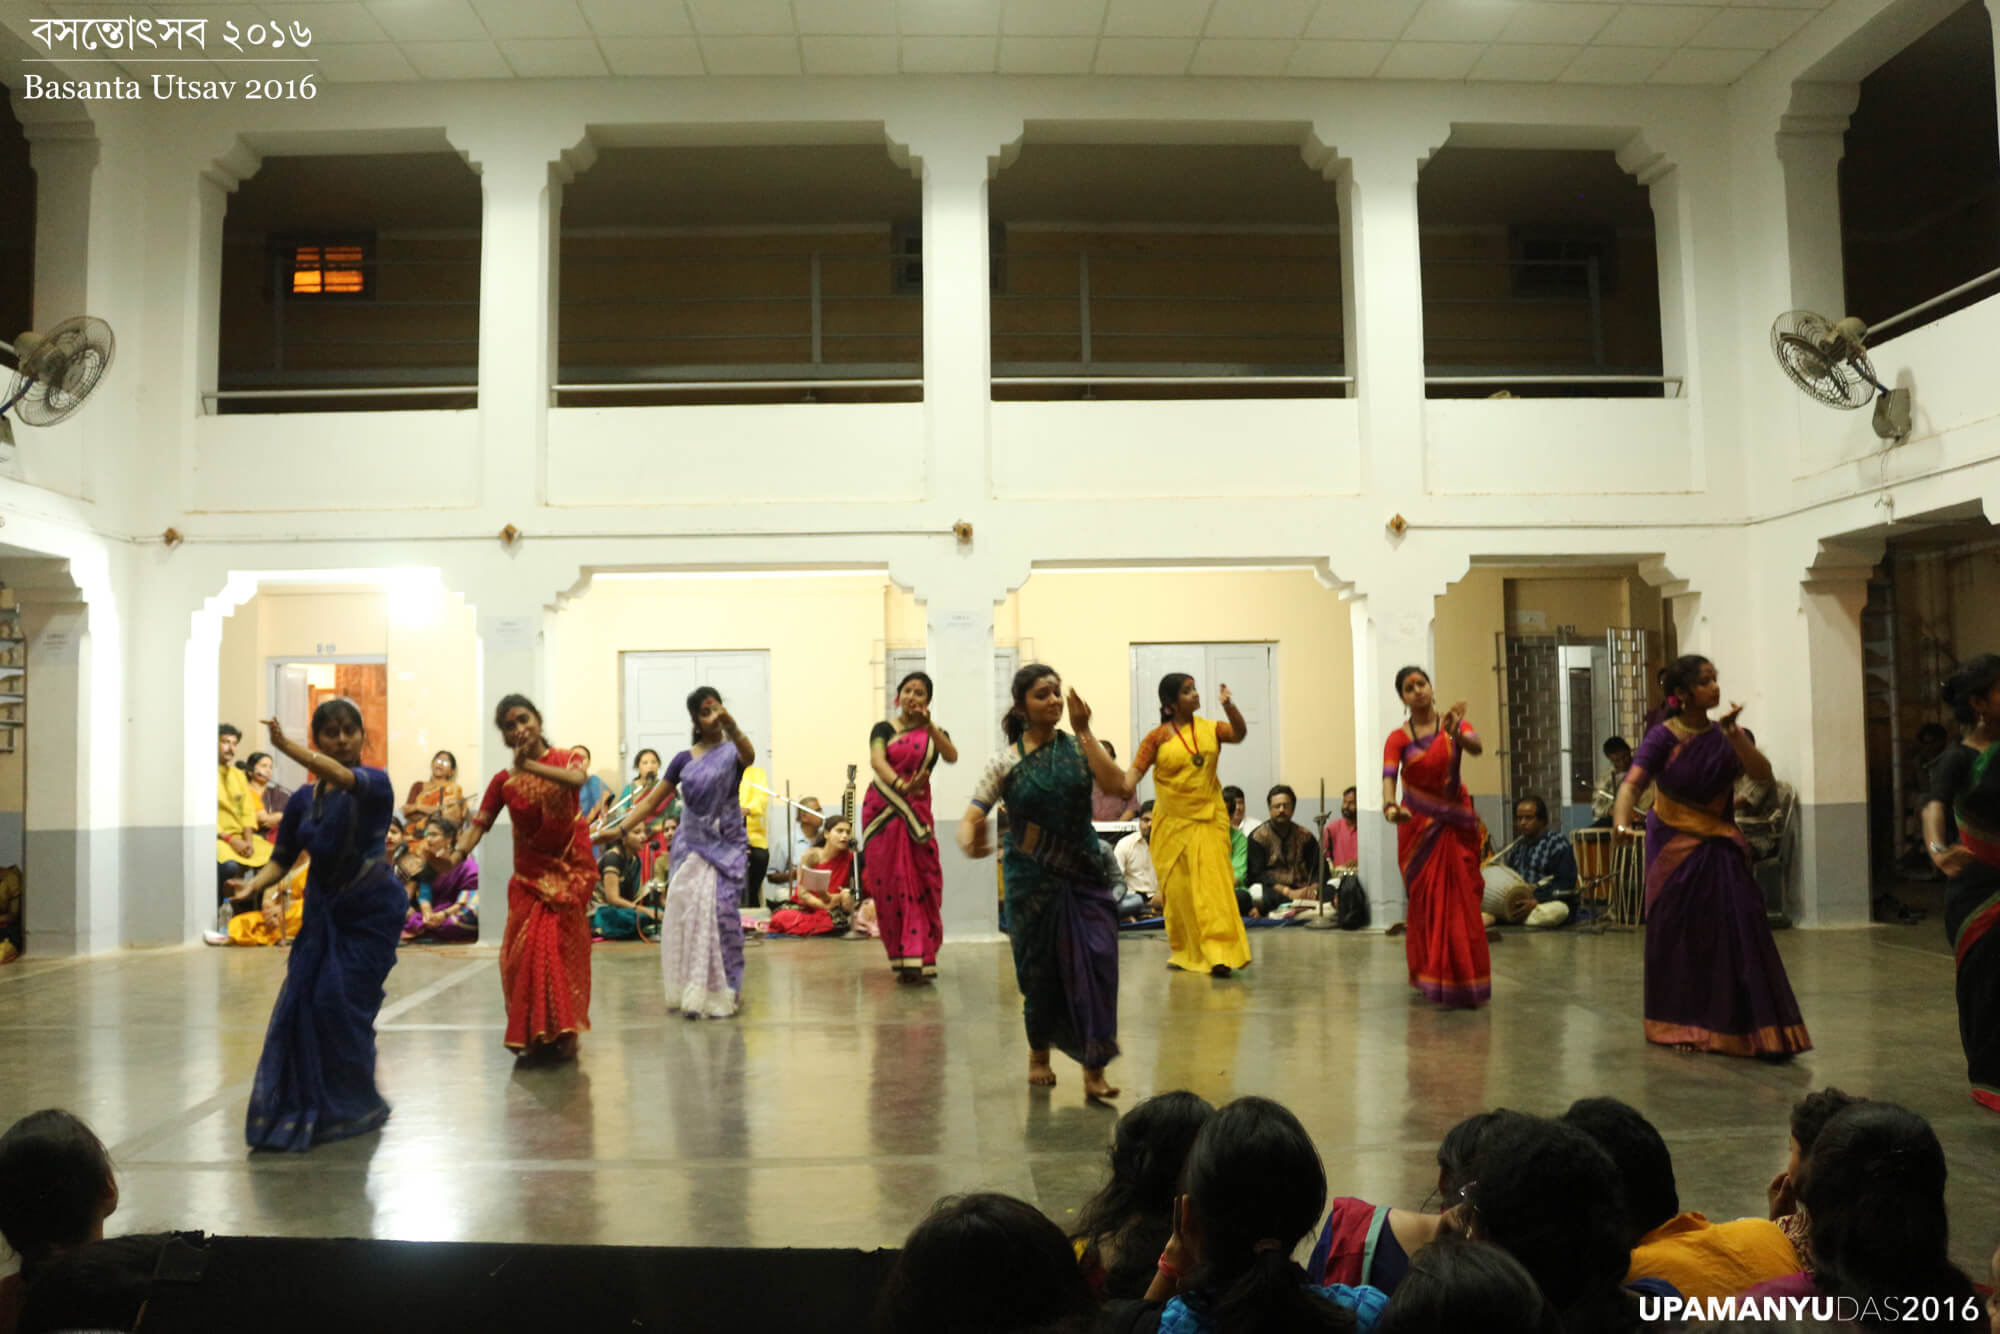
[1311,1111,1499,1295]
[875,1193,1095,1334]
[215,722,272,926]
[401,749,467,825]
[1223,787,1250,889]
[241,751,286,842]
[739,759,772,909]
[1324,786,1360,869]
[1458,1112,1656,1334]
[384,813,408,862]
[768,817,859,937]
[1093,741,1140,823]
[764,795,823,904]
[1115,803,1160,920]
[590,823,658,941]
[576,745,611,840]
[1767,1087,1862,1279]
[16,1233,181,1334]
[1743,1102,1982,1328]
[1486,797,1576,929]
[1376,1235,1560,1334]
[402,816,479,944]
[614,749,679,835]
[1072,1091,1215,1301]
[1733,731,1778,822]
[1592,737,1653,828]
[0,1109,119,1333]
[1560,1097,1797,1299]
[1104,1096,1387,1333]
[1246,784,1324,916]
[210,855,310,947]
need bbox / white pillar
[885,117,1020,511]
[1337,134,1438,494]
[1793,570,1873,926]
[1775,85,1859,319]
[465,598,549,947]
[1346,575,1438,929]
[22,120,96,334]
[19,593,88,953]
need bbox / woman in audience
[1613,654,1811,1059]
[1092,740,1138,822]
[242,751,286,841]
[1112,673,1251,978]
[575,745,611,831]
[876,1192,1095,1334]
[1309,1111,1498,1293]
[590,822,659,941]
[600,686,755,1019]
[1455,1112,1648,1333]
[402,815,478,944]
[451,694,595,1063]
[0,1109,119,1333]
[16,1234,175,1334]
[1071,1091,1214,1300]
[1744,1102,1982,1326]
[233,701,407,1149]
[1382,666,1488,1009]
[864,671,959,983]
[401,749,466,825]
[1767,1086,1862,1279]
[1376,1235,1560,1334]
[615,748,677,833]
[1115,1095,1387,1333]
[768,816,858,936]
[961,665,1126,1097]
[1924,653,2000,1112]
[220,854,309,946]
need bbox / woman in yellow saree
[1123,673,1251,977]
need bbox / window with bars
[276,235,372,299]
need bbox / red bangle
[1157,1258,1183,1279]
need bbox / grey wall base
[1790,801,1872,928]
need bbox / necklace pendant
[1192,754,1205,768]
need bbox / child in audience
[1072,1091,1215,1300]
[875,1192,1095,1334]
[1454,1112,1656,1333]
[1743,1102,1982,1327]
[1310,1111,1497,1293]
[1113,1095,1387,1333]
[1767,1086,1861,1279]
[1375,1235,1559,1334]
[0,1110,119,1334]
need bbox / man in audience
[1114,802,1158,919]
[1322,785,1359,869]
[738,761,772,908]
[216,723,271,928]
[1246,784,1323,916]
[1501,795,1576,907]
[1591,736,1652,827]
[1222,786,1249,890]
[1561,1096,1800,1299]
[763,795,824,907]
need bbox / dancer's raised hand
[1066,687,1093,733]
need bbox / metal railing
[1420,254,1670,396]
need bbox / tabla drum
[1571,827,1615,892]
[1480,863,1535,923]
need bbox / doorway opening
[265,658,390,790]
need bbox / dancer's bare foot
[1028,1050,1057,1087]
[1082,1067,1120,1101]
[552,1032,580,1062]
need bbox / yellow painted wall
[546,575,896,800]
[215,585,480,796]
[1013,569,1357,790]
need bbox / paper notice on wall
[937,610,981,635]
[34,628,77,664]
[480,615,538,654]
[1509,610,1547,631]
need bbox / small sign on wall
[314,642,337,655]
[1509,610,1548,631]
[34,628,76,664]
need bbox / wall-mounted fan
[1770,310,1911,442]
[0,316,117,449]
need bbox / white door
[1129,643,1278,810]
[621,650,773,784]
[269,663,312,791]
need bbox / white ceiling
[17,0,1830,86]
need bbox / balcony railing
[1421,255,1667,398]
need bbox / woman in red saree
[862,671,959,981]
[450,693,595,1062]
[1382,666,1490,1009]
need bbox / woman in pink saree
[862,671,959,982]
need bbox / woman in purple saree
[1614,654,1811,1059]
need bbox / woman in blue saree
[1614,654,1811,1059]
[960,664,1123,1100]
[234,699,408,1151]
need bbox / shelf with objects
[0,584,18,963]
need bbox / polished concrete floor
[2,920,1995,1271]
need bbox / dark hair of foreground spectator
[0,1109,116,1279]
[1073,1091,1215,1300]
[875,1192,1094,1334]
[18,1232,173,1334]
[1376,1234,1559,1334]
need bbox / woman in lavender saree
[1614,655,1811,1059]
[602,686,755,1019]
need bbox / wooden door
[308,663,389,770]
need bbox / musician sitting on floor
[1489,795,1577,926]
[590,824,660,941]
[1244,784,1323,917]
[1591,736,1653,828]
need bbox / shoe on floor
[202,929,230,946]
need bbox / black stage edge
[138,1235,899,1332]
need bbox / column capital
[1313,121,1449,187]
[445,124,594,186]
[1779,81,1861,139]
[882,116,1024,182]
